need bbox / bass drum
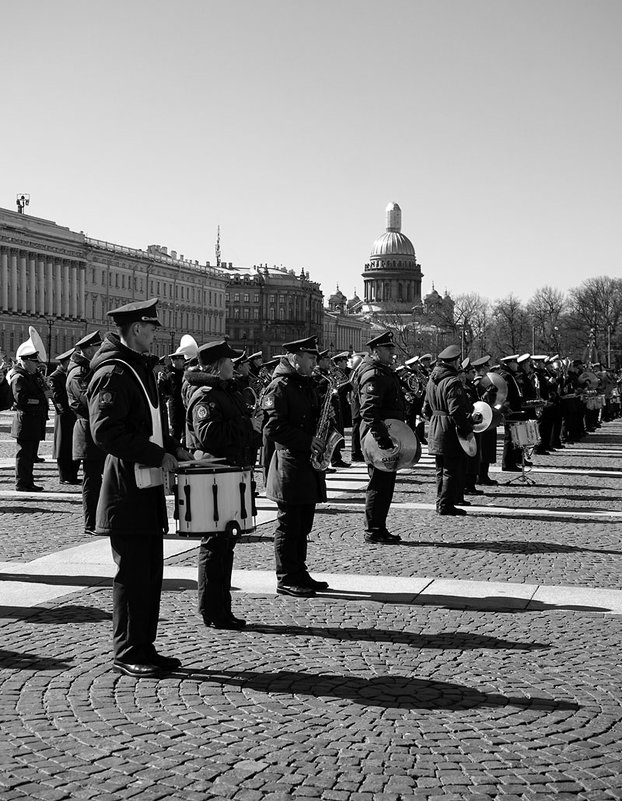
[174,465,256,538]
[362,418,421,473]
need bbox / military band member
[497,354,525,472]
[423,345,478,516]
[10,340,49,492]
[49,348,80,485]
[164,349,187,444]
[67,331,105,536]
[330,352,352,468]
[185,340,261,629]
[356,331,405,543]
[472,354,498,485]
[87,299,191,678]
[460,358,482,497]
[262,336,329,597]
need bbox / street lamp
[45,317,54,369]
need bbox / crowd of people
[1,300,620,677]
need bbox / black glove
[374,433,394,451]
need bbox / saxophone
[310,375,344,471]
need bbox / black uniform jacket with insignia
[87,334,180,537]
[184,370,259,466]
[262,358,327,505]
[48,363,76,460]
[496,367,523,417]
[66,352,99,459]
[422,362,474,457]
[9,366,48,441]
[356,355,406,441]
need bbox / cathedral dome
[370,202,415,259]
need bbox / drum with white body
[174,465,256,537]
[510,420,540,448]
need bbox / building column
[10,251,18,312]
[29,255,36,313]
[46,258,54,316]
[19,253,28,312]
[70,263,78,318]
[78,265,85,319]
[54,261,62,317]
[0,250,8,310]
[37,258,45,315]
[60,261,69,317]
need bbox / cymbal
[472,401,493,433]
[458,431,477,457]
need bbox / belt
[431,411,449,417]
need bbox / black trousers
[365,467,397,533]
[502,424,521,469]
[435,452,465,512]
[351,415,363,459]
[274,502,315,585]
[198,533,236,620]
[82,449,106,531]
[110,534,163,663]
[15,438,39,489]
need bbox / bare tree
[491,294,531,355]
[568,276,622,364]
[526,286,567,352]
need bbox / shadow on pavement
[0,648,72,669]
[176,668,581,711]
[24,604,112,623]
[473,511,621,524]
[0,506,76,514]
[407,540,622,555]
[246,624,548,650]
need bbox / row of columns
[0,247,86,319]
[364,278,419,303]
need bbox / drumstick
[176,458,227,468]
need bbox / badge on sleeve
[197,405,208,419]
[365,384,375,393]
[98,391,114,408]
[262,395,274,410]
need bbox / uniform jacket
[9,366,48,441]
[185,370,259,466]
[87,334,179,536]
[49,363,77,460]
[166,367,185,436]
[262,358,327,505]
[497,367,523,415]
[356,355,406,441]
[422,362,474,456]
[67,353,99,459]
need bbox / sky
[2,0,621,305]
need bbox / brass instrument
[310,374,344,471]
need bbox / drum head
[458,431,477,457]
[472,401,493,433]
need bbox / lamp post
[45,317,54,370]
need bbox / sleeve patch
[197,405,208,419]
[262,396,274,409]
[98,391,115,408]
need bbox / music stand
[505,446,537,486]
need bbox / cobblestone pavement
[1,415,622,799]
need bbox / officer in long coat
[186,340,261,630]
[49,348,79,484]
[262,336,328,597]
[67,331,105,535]
[355,331,406,543]
[423,345,477,516]
[87,299,191,678]
[10,340,49,491]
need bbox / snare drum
[510,420,540,448]
[174,465,256,537]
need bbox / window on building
[243,293,249,302]
[234,293,240,302]
[233,307,240,319]
[254,293,259,303]
[243,308,250,319]
[253,308,259,320]
[269,295,275,303]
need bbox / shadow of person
[408,540,622,556]
[0,648,72,670]
[24,604,112,623]
[245,624,548,651]
[173,668,581,712]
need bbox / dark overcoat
[262,359,326,505]
[87,334,179,537]
[67,353,97,459]
[185,372,259,466]
[422,363,474,457]
[9,367,48,441]
[49,364,76,461]
[357,355,406,440]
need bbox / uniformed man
[472,354,499,485]
[10,339,49,492]
[497,354,525,472]
[164,349,187,444]
[423,345,479,515]
[460,357,482,497]
[87,298,192,678]
[356,331,406,543]
[262,336,329,597]
[49,347,79,485]
[186,340,261,629]
[67,331,105,536]
[330,351,352,468]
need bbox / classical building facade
[222,264,324,357]
[324,287,372,353]
[0,207,227,361]
[361,202,423,314]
